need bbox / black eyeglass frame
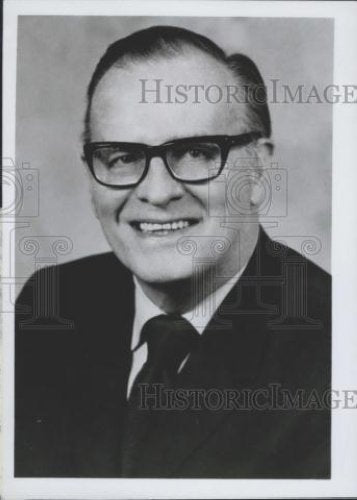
[83,131,262,188]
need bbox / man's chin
[132,267,193,286]
[123,257,195,286]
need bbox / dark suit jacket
[15,229,331,478]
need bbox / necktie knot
[140,314,200,375]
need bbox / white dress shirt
[127,267,246,398]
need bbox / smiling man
[85,34,264,302]
[15,26,331,478]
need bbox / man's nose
[135,157,185,206]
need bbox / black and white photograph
[1,1,357,499]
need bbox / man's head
[83,26,272,288]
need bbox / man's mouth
[130,219,199,235]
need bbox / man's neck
[136,226,259,314]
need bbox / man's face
[89,51,261,285]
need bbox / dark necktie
[120,314,200,476]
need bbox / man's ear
[250,137,274,206]
[255,137,274,166]
[79,148,100,220]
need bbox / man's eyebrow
[162,133,213,143]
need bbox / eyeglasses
[83,132,262,188]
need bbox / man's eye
[188,148,206,159]
[173,144,217,161]
[108,152,140,167]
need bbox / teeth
[138,220,191,233]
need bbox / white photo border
[2,1,357,498]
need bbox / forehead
[90,51,249,143]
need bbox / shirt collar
[131,266,246,351]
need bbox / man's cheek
[91,190,124,221]
[90,190,101,220]
[206,192,228,218]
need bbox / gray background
[15,16,333,285]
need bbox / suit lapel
[83,256,135,404]
[154,229,280,475]
[73,257,136,475]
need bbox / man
[15,26,331,478]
